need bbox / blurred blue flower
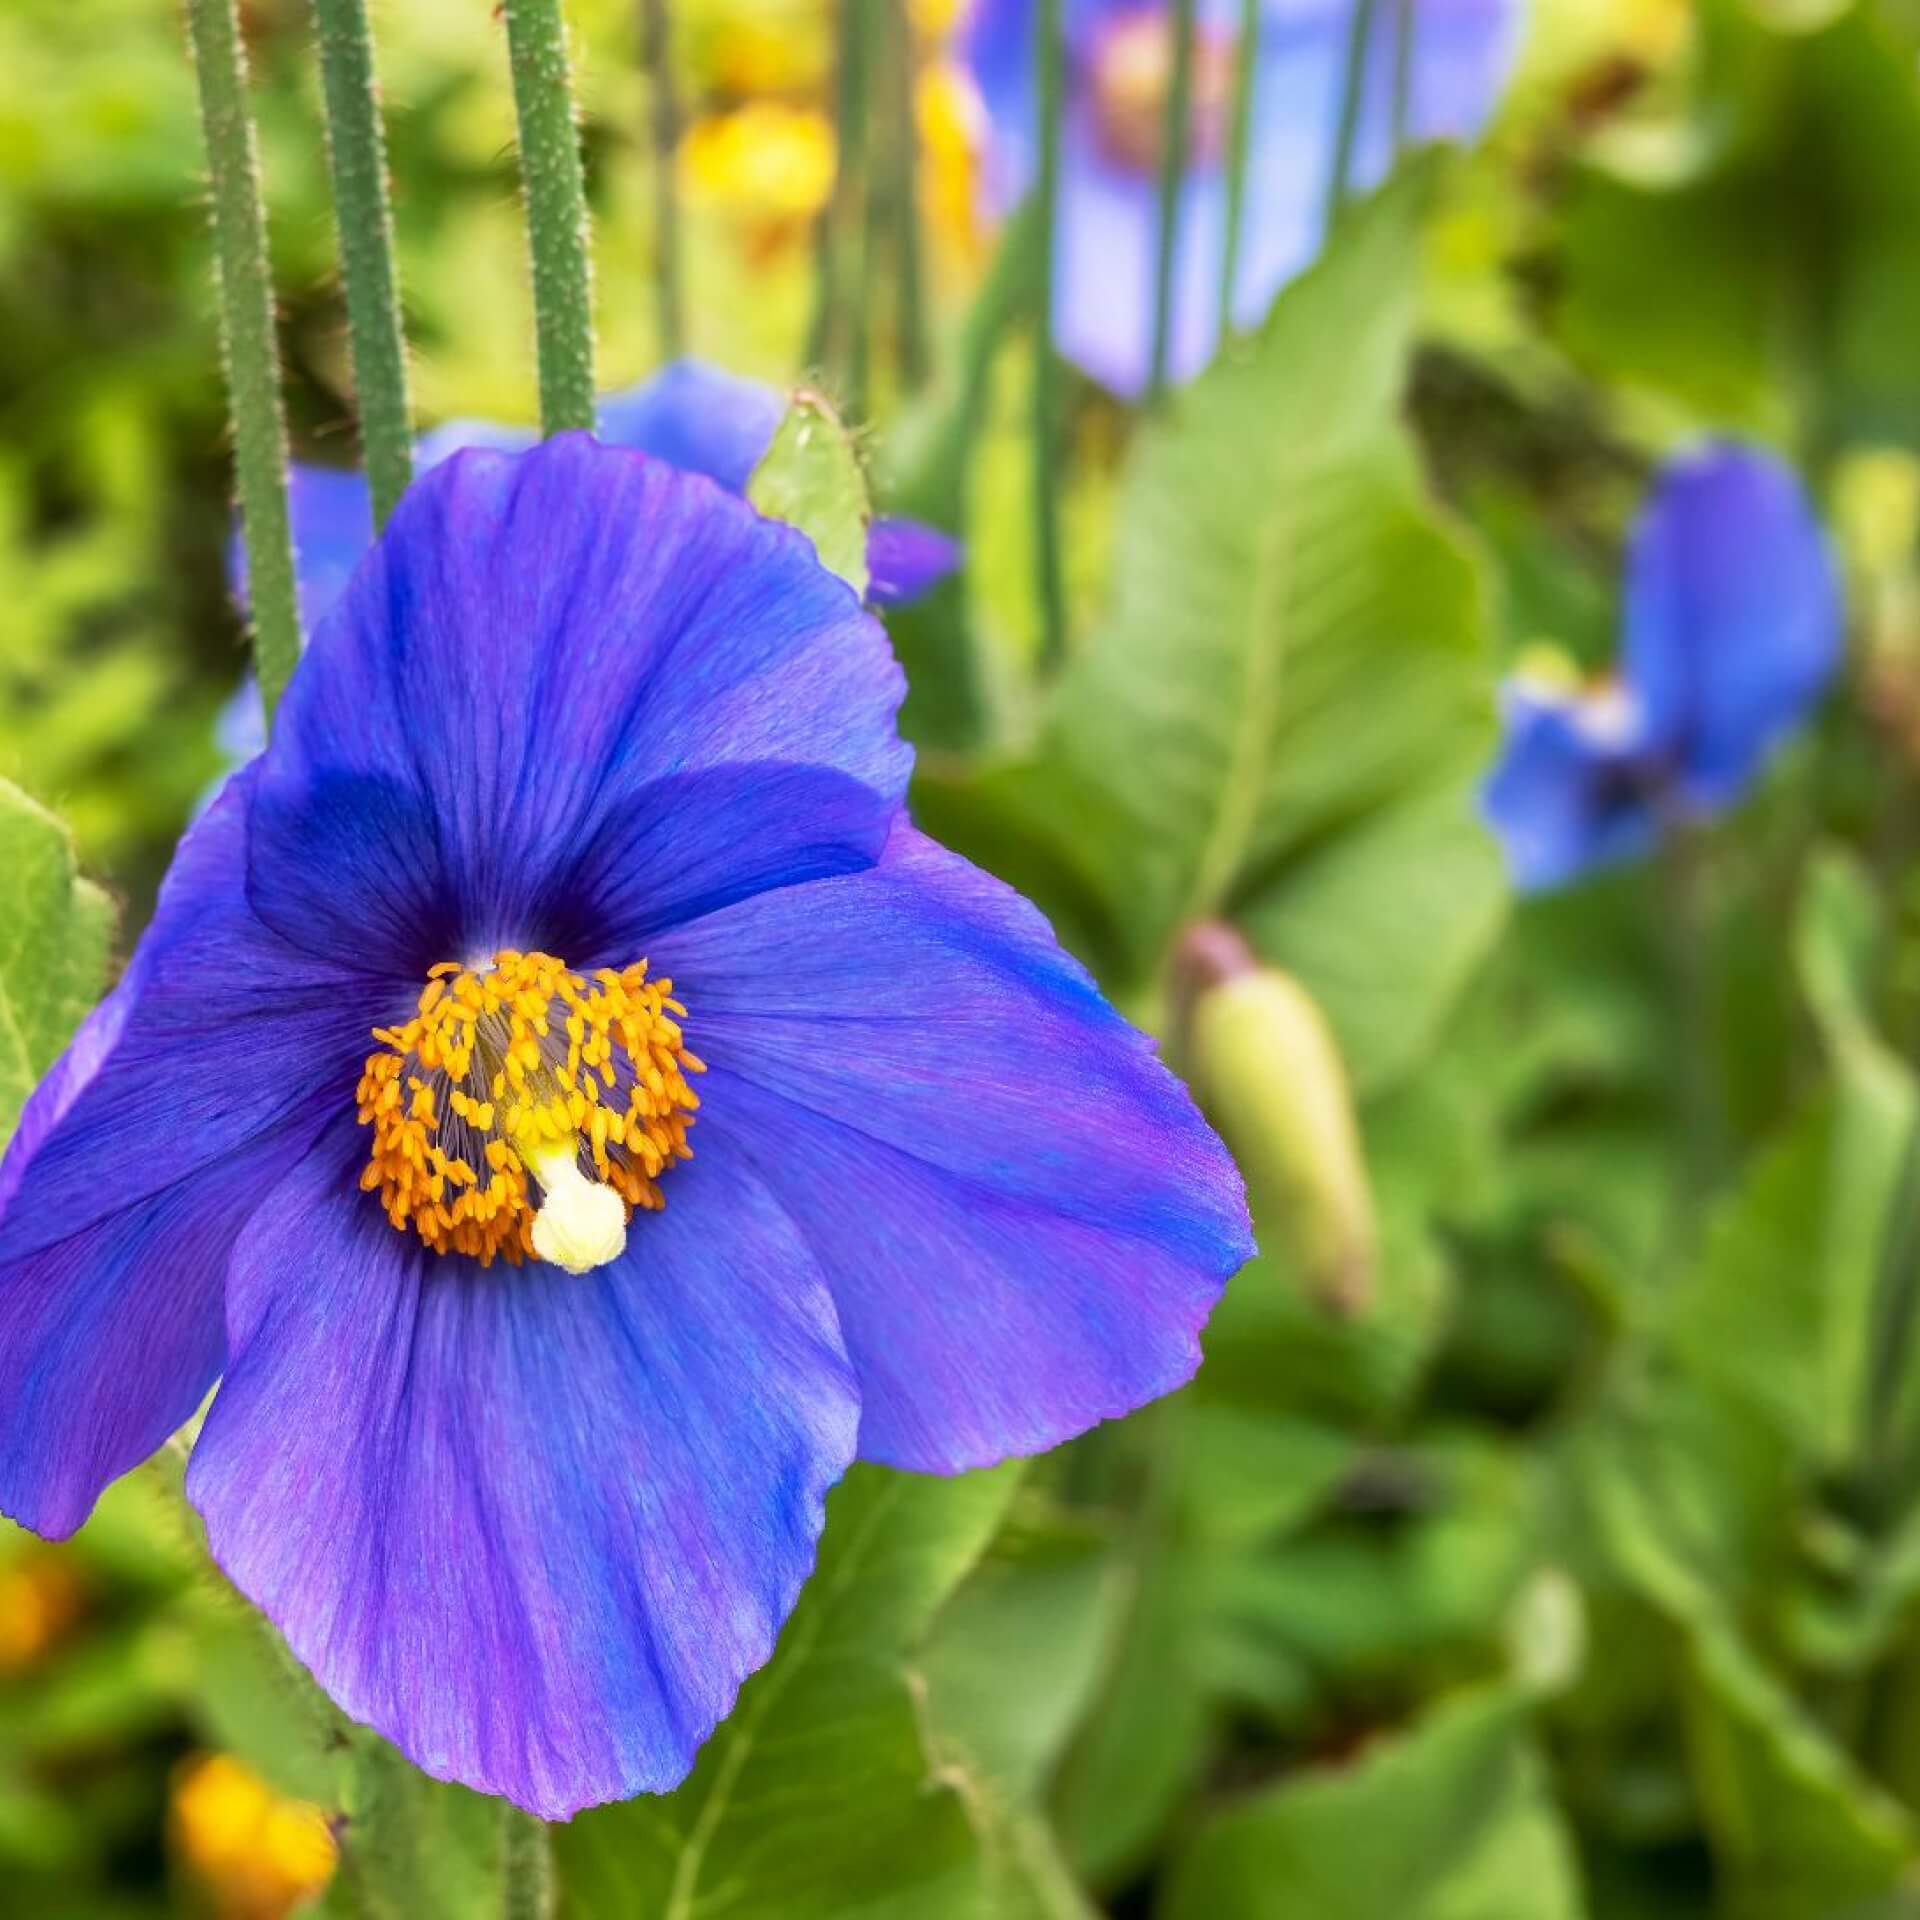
[232,359,960,633]
[1483,443,1843,893]
[1,435,1250,1817]
[961,0,1520,395]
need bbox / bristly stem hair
[184,0,303,723]
[312,0,414,528]
[503,0,597,436]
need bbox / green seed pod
[1180,926,1376,1318]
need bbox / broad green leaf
[927,163,1502,1095]
[1680,1618,1916,1920]
[553,1463,1021,1920]
[920,1499,1120,1920]
[1159,1684,1584,1920]
[0,776,114,1147]
[747,390,870,599]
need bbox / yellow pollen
[356,950,704,1270]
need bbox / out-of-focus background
[21,0,1920,1915]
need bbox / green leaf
[927,163,1502,1092]
[747,389,870,599]
[919,1499,1119,1920]
[553,1463,1021,1920]
[1159,1684,1584,1920]
[1679,1618,1916,1920]
[0,776,114,1147]
[1556,0,1920,447]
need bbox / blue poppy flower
[0,435,1250,1817]
[235,359,960,634]
[1482,443,1843,893]
[961,0,1520,395]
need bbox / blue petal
[1055,121,1229,396]
[1480,683,1658,892]
[866,516,962,606]
[0,775,372,1537]
[1623,442,1843,810]
[228,465,376,638]
[246,435,911,971]
[650,826,1252,1470]
[187,1113,858,1819]
[595,361,785,493]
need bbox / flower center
[356,950,704,1273]
[1088,14,1236,175]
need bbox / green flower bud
[1179,926,1376,1318]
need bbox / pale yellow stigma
[355,950,704,1270]
[520,1136,629,1275]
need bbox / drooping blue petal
[1623,442,1843,810]
[0,774,376,1538]
[246,434,911,973]
[1480,682,1658,893]
[649,825,1252,1470]
[187,1112,859,1819]
[866,516,963,607]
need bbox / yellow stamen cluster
[356,950,704,1269]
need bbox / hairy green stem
[312,0,413,526]
[503,0,596,435]
[185,0,302,721]
[809,0,873,402]
[637,0,684,358]
[1323,0,1381,233]
[1217,0,1259,342]
[1146,0,1198,403]
[500,1805,555,1920]
[1032,0,1068,670]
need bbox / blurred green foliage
[22,0,1920,1916]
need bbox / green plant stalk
[637,0,685,359]
[312,0,413,527]
[500,1805,555,1920]
[185,0,303,722]
[1390,0,1414,153]
[1216,0,1259,342]
[1033,0,1068,670]
[1323,0,1381,233]
[808,0,872,394]
[502,0,596,435]
[887,0,930,390]
[1146,0,1198,403]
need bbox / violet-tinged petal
[649,826,1252,1470]
[188,1114,859,1819]
[1480,682,1657,893]
[0,775,372,1538]
[595,360,785,493]
[1623,442,1842,810]
[246,435,910,971]
[866,517,963,606]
